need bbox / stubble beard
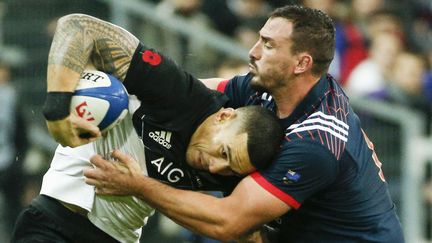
[250,74,271,93]
[250,73,286,94]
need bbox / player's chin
[250,71,263,82]
[185,149,199,168]
[250,78,268,93]
[250,75,259,83]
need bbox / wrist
[42,91,73,121]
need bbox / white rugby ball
[70,70,129,132]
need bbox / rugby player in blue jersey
[56,4,404,243]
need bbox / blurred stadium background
[0,0,431,242]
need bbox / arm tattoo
[48,14,139,81]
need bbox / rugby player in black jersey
[11,13,283,243]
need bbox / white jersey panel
[88,113,153,243]
[41,96,154,243]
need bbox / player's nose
[249,41,261,60]
[208,160,231,175]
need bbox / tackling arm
[45,14,139,147]
[84,151,291,242]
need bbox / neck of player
[272,75,320,119]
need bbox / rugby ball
[70,70,129,132]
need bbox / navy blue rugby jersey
[123,43,240,193]
[220,73,404,242]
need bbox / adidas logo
[149,130,172,149]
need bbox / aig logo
[151,157,184,183]
[75,101,95,121]
[149,130,172,149]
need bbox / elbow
[57,13,92,27]
[218,233,243,243]
[210,227,236,242]
[210,218,250,242]
[213,228,247,242]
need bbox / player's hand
[46,113,101,147]
[84,150,142,195]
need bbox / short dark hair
[270,5,335,75]
[237,106,284,170]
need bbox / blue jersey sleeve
[252,140,338,209]
[222,73,256,108]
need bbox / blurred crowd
[143,0,432,129]
[0,0,431,242]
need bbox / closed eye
[264,42,273,49]
[260,35,275,49]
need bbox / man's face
[186,108,255,176]
[248,17,297,92]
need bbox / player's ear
[294,53,312,74]
[216,108,236,123]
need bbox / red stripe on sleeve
[251,171,301,209]
[216,80,229,93]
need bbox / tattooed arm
[46,14,139,147]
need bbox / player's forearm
[47,13,139,92]
[130,175,251,242]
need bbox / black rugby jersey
[220,73,404,243]
[123,43,239,193]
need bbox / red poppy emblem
[142,50,162,66]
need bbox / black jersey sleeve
[124,43,228,130]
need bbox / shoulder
[227,72,253,86]
[285,111,349,160]
[260,139,339,188]
[252,140,339,208]
[276,139,338,169]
